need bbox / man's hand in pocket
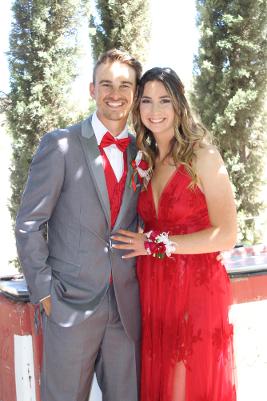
[41,296,52,316]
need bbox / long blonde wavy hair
[132,67,211,187]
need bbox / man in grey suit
[15,49,142,401]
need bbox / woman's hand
[111,229,147,259]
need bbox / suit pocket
[48,255,81,276]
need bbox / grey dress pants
[41,285,140,401]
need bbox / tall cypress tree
[192,0,267,242]
[7,0,86,221]
[89,0,150,63]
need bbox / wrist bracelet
[144,230,176,259]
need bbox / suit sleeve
[15,132,65,304]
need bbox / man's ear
[89,82,95,99]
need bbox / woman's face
[139,80,175,140]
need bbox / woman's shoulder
[194,141,221,160]
[194,142,225,173]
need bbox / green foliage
[73,98,96,123]
[7,0,87,221]
[89,0,151,63]
[192,0,267,243]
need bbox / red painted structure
[225,244,267,303]
[0,286,42,401]
[231,274,267,304]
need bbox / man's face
[90,61,137,129]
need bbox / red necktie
[99,131,130,153]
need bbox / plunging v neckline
[149,165,182,219]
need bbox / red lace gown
[137,165,236,401]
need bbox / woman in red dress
[113,67,237,401]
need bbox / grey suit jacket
[15,116,141,341]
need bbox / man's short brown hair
[93,48,142,85]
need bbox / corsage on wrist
[144,230,176,259]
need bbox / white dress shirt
[92,112,128,182]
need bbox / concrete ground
[230,299,267,401]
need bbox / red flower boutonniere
[130,151,150,191]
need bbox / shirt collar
[92,112,128,145]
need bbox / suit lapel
[113,137,137,232]
[79,117,111,228]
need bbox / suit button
[107,239,113,253]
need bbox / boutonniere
[130,151,150,191]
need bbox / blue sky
[0,0,199,100]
